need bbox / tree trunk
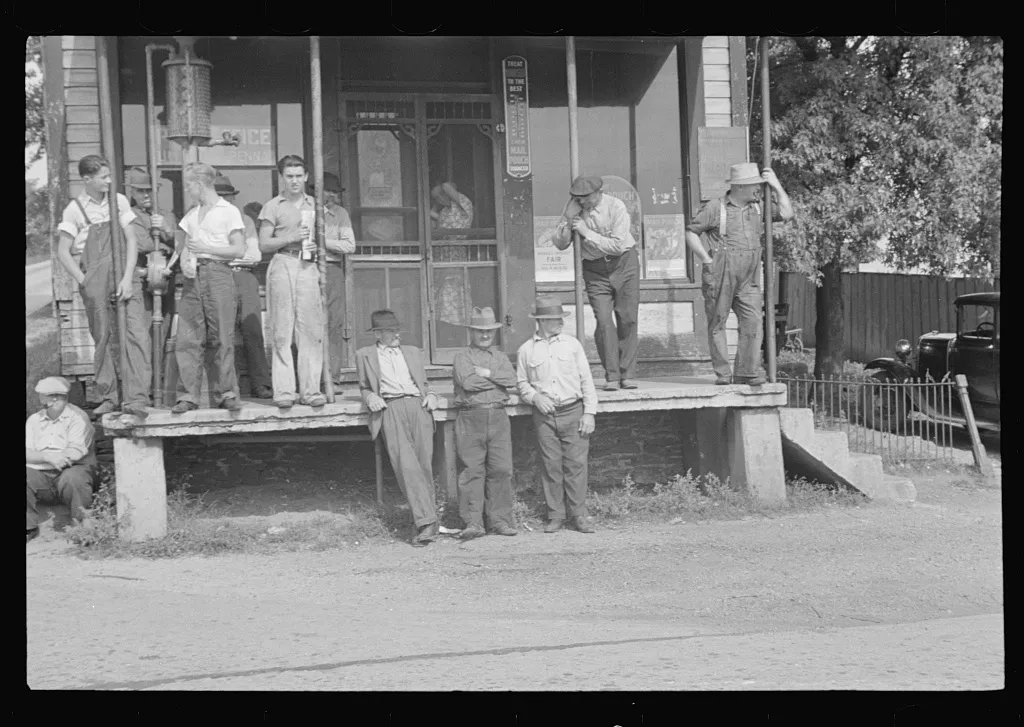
[813,260,845,379]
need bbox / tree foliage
[26,35,44,170]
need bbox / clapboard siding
[702,37,732,126]
[62,36,94,50]
[66,123,101,143]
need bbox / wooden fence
[780,272,1000,363]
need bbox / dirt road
[26,474,1002,691]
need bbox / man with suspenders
[685,163,794,386]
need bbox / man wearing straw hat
[451,306,519,540]
[685,163,794,386]
[516,295,599,534]
[26,376,97,542]
[356,310,440,547]
[552,175,640,392]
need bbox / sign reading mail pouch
[502,56,531,178]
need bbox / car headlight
[895,339,912,358]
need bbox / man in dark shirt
[451,307,518,539]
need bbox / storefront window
[520,39,686,282]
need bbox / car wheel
[864,370,907,434]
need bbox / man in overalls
[685,163,794,386]
[56,155,149,418]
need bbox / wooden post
[565,37,585,341]
[761,37,777,384]
[955,374,994,477]
[114,437,168,541]
[310,36,335,403]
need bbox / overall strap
[74,198,92,226]
[719,198,726,238]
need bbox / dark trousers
[455,407,514,529]
[175,262,239,405]
[26,465,95,529]
[532,401,590,520]
[702,247,764,379]
[233,268,271,392]
[326,262,345,382]
[381,396,437,528]
[142,270,176,362]
[582,246,640,382]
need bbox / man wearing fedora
[356,310,440,546]
[216,174,273,400]
[452,306,519,540]
[516,296,599,533]
[26,377,97,542]
[685,163,794,386]
[552,175,640,392]
[314,172,356,386]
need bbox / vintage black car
[865,292,999,431]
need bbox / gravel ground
[26,469,1002,691]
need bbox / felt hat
[35,376,71,396]
[570,175,603,196]
[727,162,763,186]
[529,295,570,319]
[464,307,503,330]
[125,167,153,189]
[214,174,239,195]
[368,309,401,331]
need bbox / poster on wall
[534,216,575,282]
[643,214,688,279]
[502,56,531,178]
[357,130,403,207]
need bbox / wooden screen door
[338,93,507,367]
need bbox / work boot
[544,518,564,533]
[715,375,732,385]
[490,523,518,537]
[619,380,638,390]
[602,380,619,392]
[412,521,439,546]
[171,400,198,414]
[122,402,149,419]
[304,393,327,408]
[735,375,766,386]
[253,385,273,399]
[275,398,295,410]
[572,516,595,533]
[221,396,242,412]
[460,524,485,540]
[91,400,117,417]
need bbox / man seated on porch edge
[27,377,97,543]
[356,310,441,547]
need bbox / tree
[26,35,44,170]
[747,36,1002,378]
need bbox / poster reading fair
[534,216,575,282]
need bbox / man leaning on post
[452,306,518,540]
[516,295,598,534]
[26,377,97,543]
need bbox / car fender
[864,358,915,382]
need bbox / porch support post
[761,37,777,383]
[565,37,585,341]
[114,437,168,541]
[727,407,786,503]
[433,419,458,503]
[310,36,335,402]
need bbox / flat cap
[35,376,71,396]
[570,175,603,196]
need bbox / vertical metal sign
[502,56,531,178]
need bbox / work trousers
[267,254,324,402]
[582,246,640,383]
[175,262,239,405]
[380,396,437,528]
[142,269,176,364]
[532,400,590,520]
[325,261,345,382]
[702,247,764,379]
[232,267,271,393]
[81,264,151,407]
[455,407,514,529]
[26,465,95,529]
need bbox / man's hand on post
[570,217,588,235]
[579,413,596,436]
[760,168,782,191]
[150,213,165,229]
[533,393,555,415]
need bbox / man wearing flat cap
[216,174,273,399]
[517,296,599,534]
[552,175,640,392]
[26,377,97,542]
[685,163,794,385]
[452,306,519,540]
[356,311,440,547]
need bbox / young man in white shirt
[55,155,149,417]
[170,163,246,413]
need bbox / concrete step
[849,452,884,489]
[779,407,815,444]
[813,430,852,478]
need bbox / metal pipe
[310,36,335,403]
[566,37,585,341]
[96,36,131,411]
[145,43,176,404]
[761,37,777,384]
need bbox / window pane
[276,103,304,160]
[427,123,496,240]
[348,127,420,247]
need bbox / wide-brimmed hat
[35,376,71,396]
[125,167,153,190]
[570,175,603,197]
[368,309,401,331]
[529,295,570,319]
[464,306,503,330]
[726,163,762,186]
[214,174,239,196]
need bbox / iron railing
[779,375,961,464]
